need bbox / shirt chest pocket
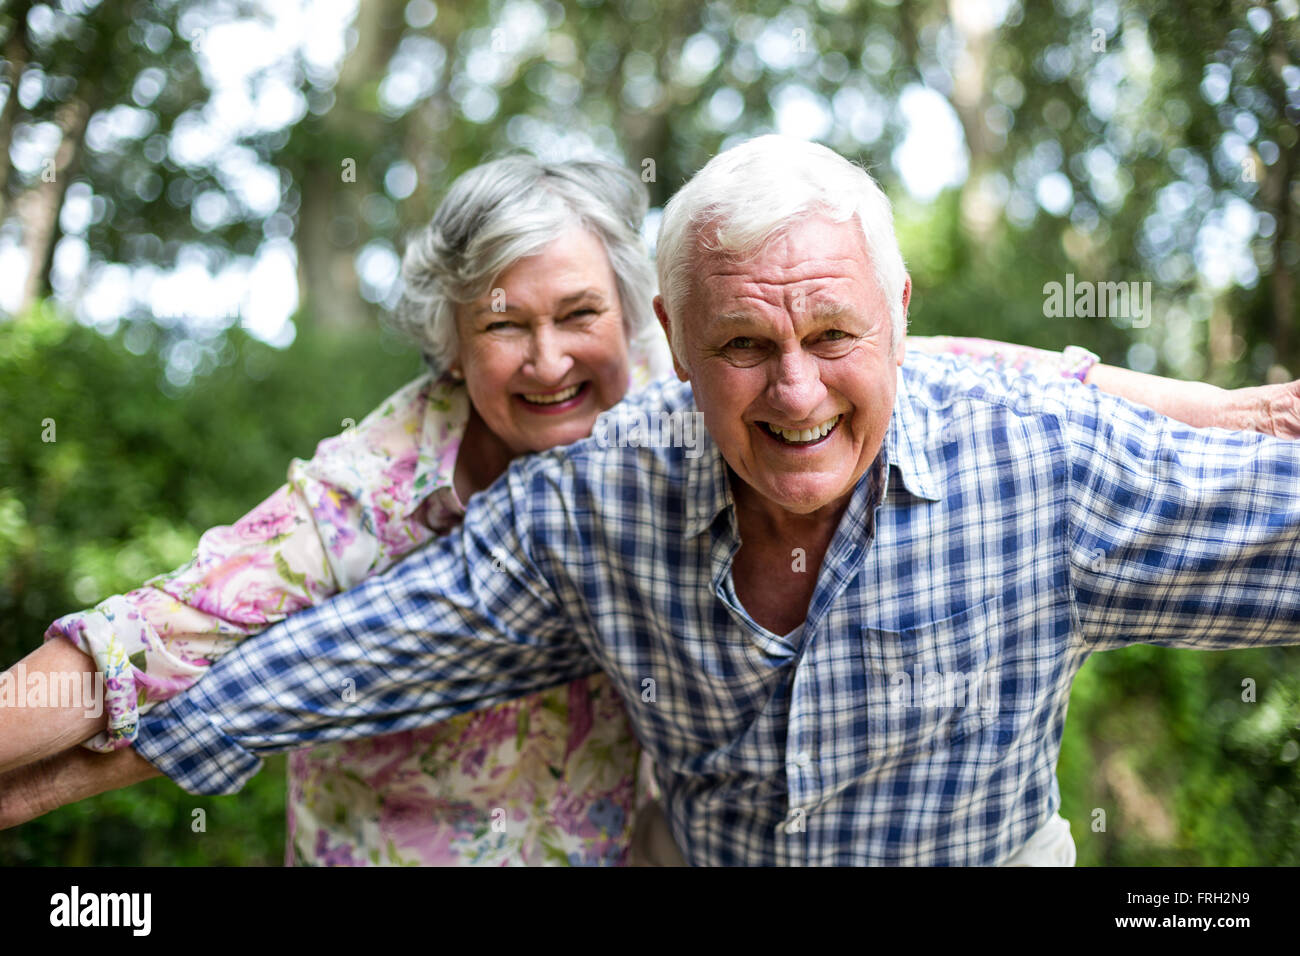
[860,596,1003,767]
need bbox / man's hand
[0,745,161,830]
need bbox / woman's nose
[527,325,574,384]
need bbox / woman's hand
[1234,379,1300,438]
[0,745,161,830]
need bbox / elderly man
[11,136,1300,865]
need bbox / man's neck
[728,471,854,543]
[727,473,855,635]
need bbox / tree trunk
[18,95,88,311]
[0,0,34,223]
[296,160,366,328]
[946,1,999,247]
[292,0,406,329]
[1265,131,1296,374]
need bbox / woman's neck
[452,405,518,505]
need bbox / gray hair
[393,155,657,373]
[655,135,907,362]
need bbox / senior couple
[5,136,1300,866]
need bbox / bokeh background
[1,0,1298,865]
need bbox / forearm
[1083,364,1259,431]
[0,745,161,830]
[909,335,1297,436]
[0,638,107,774]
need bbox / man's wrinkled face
[656,214,909,517]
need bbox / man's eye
[725,337,757,349]
[563,308,598,321]
[816,329,857,352]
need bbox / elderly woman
[9,155,670,866]
[2,154,1295,865]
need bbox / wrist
[1223,384,1273,433]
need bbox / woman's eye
[484,320,517,332]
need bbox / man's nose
[526,324,574,384]
[767,349,827,421]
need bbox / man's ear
[896,275,912,367]
[653,294,690,382]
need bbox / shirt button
[794,751,811,768]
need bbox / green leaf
[516,707,530,753]
[274,550,307,590]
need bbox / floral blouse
[45,336,1097,866]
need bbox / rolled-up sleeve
[134,459,598,795]
[1062,383,1300,653]
[905,336,1099,383]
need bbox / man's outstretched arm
[118,456,594,797]
[1063,377,1300,653]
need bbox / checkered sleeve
[1061,383,1300,653]
[133,457,599,795]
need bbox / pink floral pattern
[44,334,1094,865]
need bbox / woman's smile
[514,380,592,413]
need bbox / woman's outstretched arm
[907,336,1300,437]
[0,372,459,772]
[1083,363,1300,435]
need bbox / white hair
[392,155,658,374]
[655,135,907,361]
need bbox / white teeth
[522,384,582,405]
[765,414,841,444]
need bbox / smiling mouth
[516,381,589,411]
[760,414,842,446]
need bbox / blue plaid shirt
[134,351,1300,865]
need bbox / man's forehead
[692,218,873,285]
[691,249,877,309]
